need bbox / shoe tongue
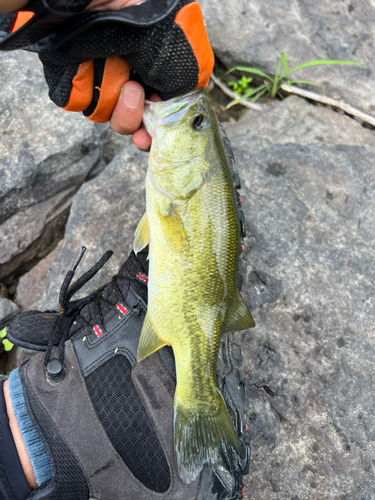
[118,248,149,277]
[75,249,149,329]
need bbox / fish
[133,88,255,484]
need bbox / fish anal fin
[133,213,150,254]
[223,289,255,334]
[137,313,167,362]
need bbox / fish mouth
[143,88,209,134]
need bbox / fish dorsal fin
[159,210,189,256]
[222,289,255,334]
[133,213,150,254]
[137,313,167,362]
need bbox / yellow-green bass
[134,88,255,484]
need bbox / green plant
[225,51,362,105]
[0,328,13,352]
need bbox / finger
[110,81,144,135]
[132,92,162,151]
[86,0,143,11]
[149,92,162,103]
[132,127,152,151]
[0,0,28,12]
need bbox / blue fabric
[9,369,53,487]
[0,379,31,500]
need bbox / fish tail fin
[174,393,243,484]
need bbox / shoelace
[44,247,114,380]
[44,247,148,381]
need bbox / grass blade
[251,87,269,103]
[285,60,362,77]
[271,54,282,98]
[280,51,291,86]
[227,66,273,81]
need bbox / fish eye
[190,114,207,130]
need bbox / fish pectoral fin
[159,210,189,256]
[133,213,150,254]
[137,313,167,362]
[222,289,255,333]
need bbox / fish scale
[133,88,255,484]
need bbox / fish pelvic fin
[137,313,167,362]
[133,213,150,254]
[174,394,243,484]
[222,288,255,334]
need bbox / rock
[16,242,62,311]
[0,188,75,280]
[230,133,375,498]
[0,51,102,225]
[37,145,148,311]
[0,51,131,282]
[0,297,20,330]
[225,95,375,147]
[198,0,375,115]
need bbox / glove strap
[0,0,181,52]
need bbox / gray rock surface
[225,95,375,147]
[0,188,74,280]
[16,242,62,311]
[37,146,148,311]
[198,0,375,115]
[233,133,375,499]
[0,51,131,282]
[0,297,20,330]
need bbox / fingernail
[121,86,142,109]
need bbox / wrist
[3,379,37,489]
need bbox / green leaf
[238,108,248,122]
[2,339,13,352]
[228,66,273,81]
[285,59,362,77]
[0,328,6,339]
[271,54,283,98]
[280,52,288,75]
[251,87,269,103]
[236,84,268,103]
[280,52,291,87]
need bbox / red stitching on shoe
[137,272,148,283]
[93,325,103,337]
[116,303,128,315]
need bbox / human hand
[0,0,214,151]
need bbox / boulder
[0,297,19,330]
[232,133,375,499]
[16,241,62,311]
[225,95,375,148]
[0,188,75,280]
[0,50,131,282]
[37,146,148,311]
[198,0,375,115]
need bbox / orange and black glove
[0,0,214,123]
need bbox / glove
[0,129,250,500]
[0,0,214,123]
